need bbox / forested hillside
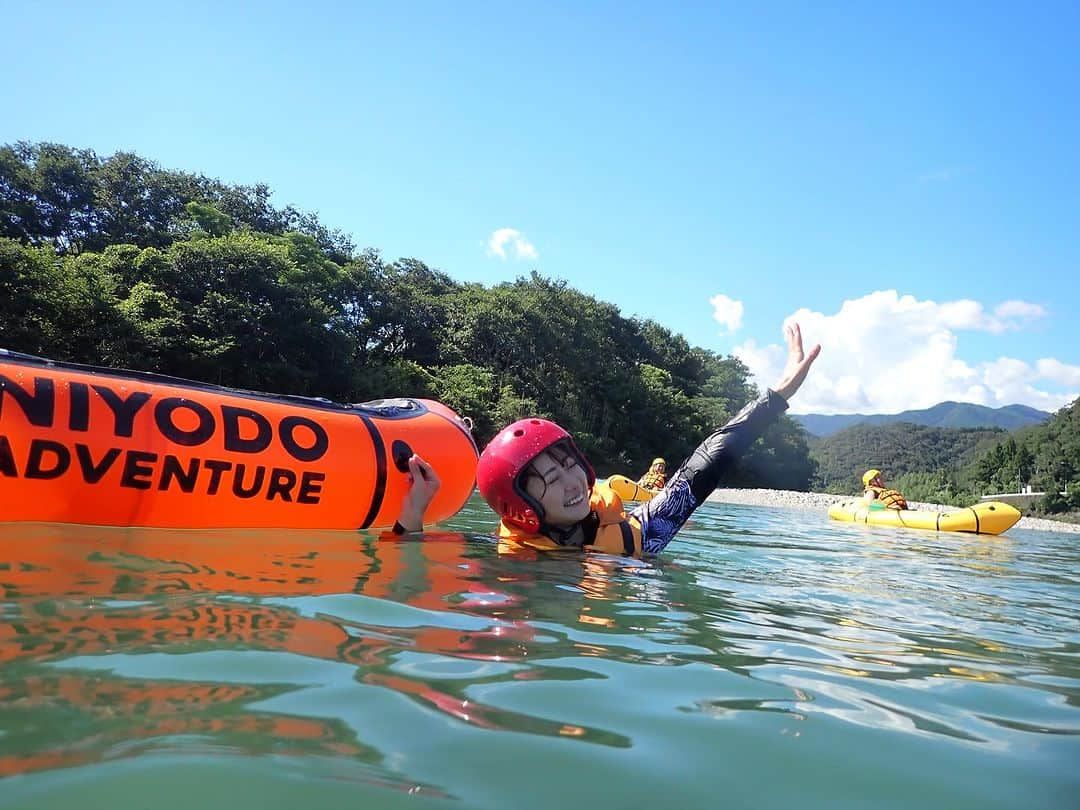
[0,142,814,487]
[795,401,1050,437]
[810,422,1006,493]
[968,398,1080,513]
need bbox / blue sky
[6,1,1079,413]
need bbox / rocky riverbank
[705,488,1080,534]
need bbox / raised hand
[771,322,821,402]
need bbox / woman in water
[397,322,820,557]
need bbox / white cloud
[1037,358,1080,387]
[995,299,1046,320]
[733,290,1076,415]
[709,294,744,334]
[487,228,538,261]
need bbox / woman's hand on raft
[398,454,441,532]
[771,322,821,402]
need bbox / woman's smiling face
[522,444,591,528]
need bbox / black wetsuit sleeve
[678,389,790,503]
[631,389,789,553]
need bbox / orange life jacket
[867,485,908,510]
[496,483,643,556]
[637,470,665,490]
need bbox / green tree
[0,142,98,251]
[0,238,127,360]
[184,201,233,237]
[0,141,824,494]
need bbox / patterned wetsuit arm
[630,390,789,554]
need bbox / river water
[1,495,1077,808]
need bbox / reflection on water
[1,496,1078,808]
[0,519,640,789]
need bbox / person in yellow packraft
[862,469,909,510]
[637,458,667,490]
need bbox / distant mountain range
[793,401,1052,437]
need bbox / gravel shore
[705,488,1080,534]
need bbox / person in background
[637,458,667,490]
[862,469,909,510]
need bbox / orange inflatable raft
[0,349,478,529]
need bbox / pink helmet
[477,418,595,533]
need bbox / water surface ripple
[1,496,1077,808]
